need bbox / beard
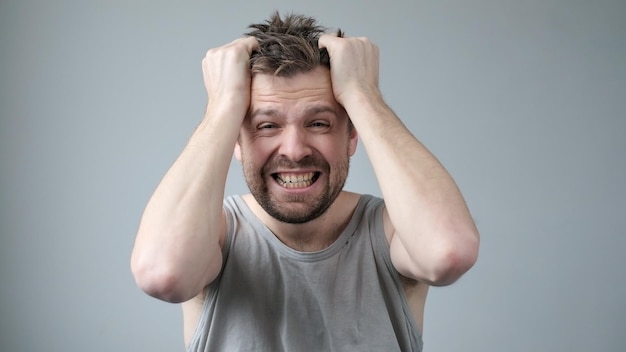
[241,151,349,224]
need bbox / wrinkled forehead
[250,67,337,110]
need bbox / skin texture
[233,67,360,254]
[131,33,480,348]
[236,69,355,225]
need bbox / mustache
[263,155,330,172]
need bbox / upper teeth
[279,172,314,183]
[275,172,317,189]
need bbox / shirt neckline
[231,194,371,262]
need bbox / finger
[236,36,259,54]
[318,34,342,50]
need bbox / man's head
[235,13,357,225]
[245,11,343,77]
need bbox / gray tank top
[187,194,423,351]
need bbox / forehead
[250,66,338,113]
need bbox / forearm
[131,105,240,302]
[345,94,479,281]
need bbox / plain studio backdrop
[1,0,624,351]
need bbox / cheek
[321,143,351,169]
[240,144,272,169]
[336,134,354,155]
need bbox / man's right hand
[131,37,259,304]
[202,36,258,119]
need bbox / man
[131,12,479,352]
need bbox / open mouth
[272,172,321,189]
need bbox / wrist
[193,101,246,145]
[204,99,248,123]
[341,89,385,115]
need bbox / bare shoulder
[181,288,208,348]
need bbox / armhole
[221,201,235,261]
[369,198,424,347]
[369,198,396,278]
[185,200,237,351]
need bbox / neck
[242,191,360,252]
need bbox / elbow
[131,257,195,303]
[420,233,479,286]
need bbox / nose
[278,126,312,162]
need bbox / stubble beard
[242,152,349,224]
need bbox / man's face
[235,66,358,224]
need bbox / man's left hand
[318,35,381,109]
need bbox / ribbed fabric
[187,194,422,352]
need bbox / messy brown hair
[246,12,343,76]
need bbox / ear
[234,140,243,162]
[348,126,358,157]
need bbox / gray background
[1,0,624,351]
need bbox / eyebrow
[303,105,337,116]
[249,105,337,120]
[249,108,279,119]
